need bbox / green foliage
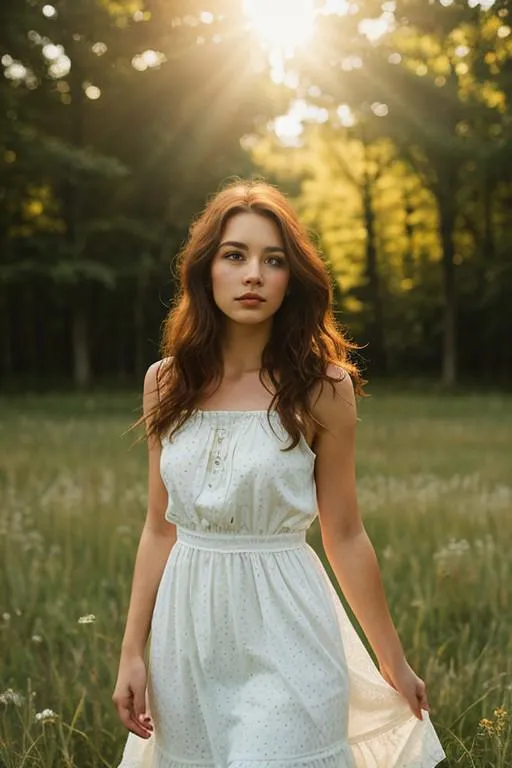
[1,0,511,386]
[250,0,512,382]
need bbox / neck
[220,319,271,378]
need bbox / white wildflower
[434,537,472,577]
[474,534,495,553]
[2,612,11,621]
[0,688,24,706]
[78,614,96,624]
[35,708,58,724]
[434,537,471,561]
[32,634,43,644]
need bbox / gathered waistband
[176,526,307,553]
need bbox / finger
[118,704,153,739]
[114,693,153,738]
[407,693,422,720]
[129,715,153,738]
[127,700,153,737]
[417,682,430,713]
[137,712,154,731]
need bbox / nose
[242,258,263,284]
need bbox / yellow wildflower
[478,708,509,738]
[478,718,495,737]
[493,707,508,735]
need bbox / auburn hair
[131,178,368,451]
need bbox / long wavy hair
[133,178,368,451]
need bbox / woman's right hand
[112,654,154,739]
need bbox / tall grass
[0,388,510,767]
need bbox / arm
[119,359,177,657]
[313,366,429,720]
[112,359,177,737]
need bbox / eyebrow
[219,240,286,255]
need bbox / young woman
[113,179,446,767]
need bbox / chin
[234,314,272,325]
[225,307,275,324]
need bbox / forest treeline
[1,0,511,389]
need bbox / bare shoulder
[142,357,173,419]
[144,357,174,401]
[311,363,357,435]
[143,360,161,404]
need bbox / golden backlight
[243,0,316,54]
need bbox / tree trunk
[402,193,415,280]
[65,31,91,389]
[134,268,148,384]
[22,281,39,380]
[436,188,457,387]
[362,168,388,373]
[72,283,91,389]
[482,171,495,263]
[0,285,13,381]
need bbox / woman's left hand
[379,658,430,720]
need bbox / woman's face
[210,212,291,325]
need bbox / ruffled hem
[349,711,446,767]
[118,721,446,768]
[119,734,356,767]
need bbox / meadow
[0,385,510,767]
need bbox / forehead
[221,211,283,246]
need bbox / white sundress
[118,409,446,768]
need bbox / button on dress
[118,409,446,768]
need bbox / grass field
[0,386,510,767]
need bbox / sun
[243,0,317,56]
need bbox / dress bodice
[159,409,318,535]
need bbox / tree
[0,0,288,386]
[295,0,510,385]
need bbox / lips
[237,295,265,301]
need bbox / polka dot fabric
[118,410,445,768]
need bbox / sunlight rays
[243,0,316,57]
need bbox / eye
[268,256,286,267]
[223,252,286,267]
